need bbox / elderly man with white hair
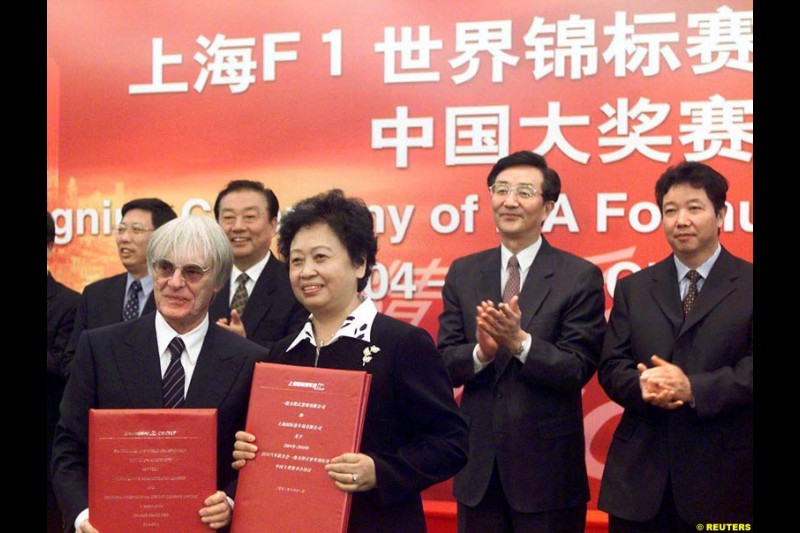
[52,215,269,533]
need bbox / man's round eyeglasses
[489,183,541,200]
[113,224,154,236]
[152,259,211,283]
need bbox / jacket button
[495,391,503,400]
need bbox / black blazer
[209,255,308,352]
[437,238,606,513]
[268,312,469,533]
[47,273,81,380]
[598,248,753,523]
[65,272,157,372]
[47,273,81,472]
[51,313,269,530]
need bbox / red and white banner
[47,0,753,504]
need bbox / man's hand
[324,453,377,492]
[638,355,694,409]
[232,430,258,470]
[476,296,527,354]
[198,491,231,529]
[216,310,246,338]
[475,300,500,362]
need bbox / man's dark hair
[47,211,55,246]
[486,151,561,203]
[655,161,729,215]
[278,189,377,293]
[213,180,279,221]
[121,198,178,229]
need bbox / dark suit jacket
[65,272,157,372]
[51,313,269,530]
[598,248,753,524]
[209,255,308,352]
[47,273,81,380]
[268,313,469,533]
[437,238,606,513]
[47,273,81,475]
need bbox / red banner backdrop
[47,0,753,505]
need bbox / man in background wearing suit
[52,215,269,533]
[598,161,753,531]
[47,211,81,532]
[438,151,606,533]
[66,198,178,370]
[209,180,307,350]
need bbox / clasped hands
[637,355,694,409]
[475,295,527,363]
[232,431,376,492]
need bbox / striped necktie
[162,336,186,408]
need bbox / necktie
[503,255,520,303]
[162,337,186,408]
[122,280,141,321]
[230,273,250,315]
[682,270,701,318]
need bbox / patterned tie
[122,280,141,322]
[503,255,520,303]
[162,337,186,408]
[230,273,250,315]
[682,270,701,318]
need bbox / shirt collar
[231,252,271,285]
[154,311,208,366]
[501,236,542,273]
[673,244,722,282]
[286,297,378,352]
[127,273,154,296]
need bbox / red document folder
[88,408,217,532]
[232,363,372,533]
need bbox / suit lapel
[647,258,683,357]
[517,239,554,332]
[115,317,164,407]
[185,325,246,408]
[476,249,502,304]
[242,256,278,333]
[679,248,738,337]
[103,274,127,322]
[142,291,157,314]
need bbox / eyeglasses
[152,259,212,283]
[113,224,154,236]
[489,183,541,200]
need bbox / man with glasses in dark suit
[65,198,177,374]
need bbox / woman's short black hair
[278,189,377,292]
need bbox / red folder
[232,363,372,533]
[88,408,217,532]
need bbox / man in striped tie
[52,215,269,533]
[598,162,752,530]
[438,151,606,533]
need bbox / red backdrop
[47,0,753,506]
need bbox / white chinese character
[193,34,257,94]
[598,97,672,163]
[263,32,301,82]
[687,6,753,74]
[445,106,510,165]
[129,38,188,95]
[374,26,443,83]
[371,106,434,168]
[449,20,520,85]
[524,15,597,80]
[382,300,431,327]
[520,102,591,164]
[679,94,752,162]
[602,11,681,77]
